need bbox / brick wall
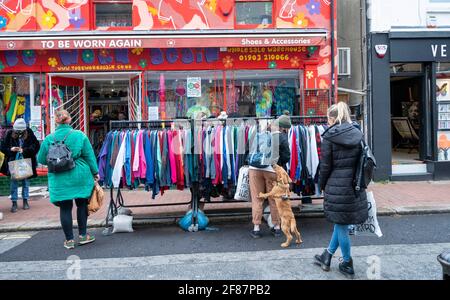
[0,176,48,196]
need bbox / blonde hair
[327,102,352,125]
[55,109,72,125]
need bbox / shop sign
[187,77,202,98]
[431,44,448,59]
[391,39,450,62]
[0,35,326,51]
[0,47,320,73]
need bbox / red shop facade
[0,31,334,153]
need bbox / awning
[0,29,328,51]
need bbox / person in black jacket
[1,118,40,213]
[313,102,368,279]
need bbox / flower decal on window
[0,60,5,72]
[223,56,234,68]
[42,10,57,29]
[306,71,314,80]
[290,56,300,68]
[48,57,58,67]
[23,50,35,58]
[306,0,321,15]
[0,16,8,29]
[293,13,309,28]
[132,48,144,55]
[99,49,110,57]
[268,61,277,69]
[139,59,148,68]
[82,50,94,64]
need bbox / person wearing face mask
[1,118,40,213]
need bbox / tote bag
[8,153,33,181]
[234,166,250,201]
[355,191,383,237]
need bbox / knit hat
[13,118,27,131]
[275,115,291,129]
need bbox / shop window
[145,70,300,119]
[437,63,450,161]
[94,1,132,28]
[0,74,45,140]
[390,63,423,74]
[235,1,273,26]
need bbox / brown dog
[258,164,302,248]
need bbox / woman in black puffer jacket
[313,102,368,279]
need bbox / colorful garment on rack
[256,88,273,117]
[274,84,296,115]
[287,124,327,197]
[98,127,193,199]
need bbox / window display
[437,63,450,161]
[146,70,299,119]
[0,75,33,126]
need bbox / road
[0,214,449,280]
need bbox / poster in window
[187,77,202,98]
[436,79,450,101]
[438,131,450,161]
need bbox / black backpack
[355,140,376,191]
[46,130,75,173]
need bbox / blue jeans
[327,224,351,262]
[10,179,30,202]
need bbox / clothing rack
[195,115,327,219]
[103,116,328,234]
[104,119,200,235]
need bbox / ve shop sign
[390,39,450,62]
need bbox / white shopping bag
[234,166,250,201]
[355,191,383,237]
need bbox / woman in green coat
[37,109,99,249]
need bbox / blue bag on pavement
[179,209,209,231]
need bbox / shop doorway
[47,72,143,154]
[390,65,427,174]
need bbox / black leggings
[59,199,88,241]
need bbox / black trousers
[58,199,88,241]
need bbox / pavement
[0,214,449,279]
[0,180,450,232]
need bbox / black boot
[339,258,355,279]
[23,199,30,210]
[11,202,18,213]
[314,249,332,271]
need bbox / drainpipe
[365,0,372,147]
[330,0,336,103]
[330,0,336,104]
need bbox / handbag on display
[8,153,33,181]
